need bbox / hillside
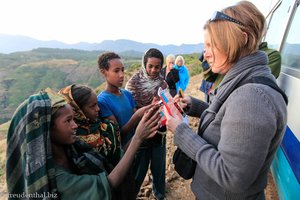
[0,48,143,124]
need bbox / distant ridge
[0,34,204,55]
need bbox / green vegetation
[0,48,202,125]
[182,53,203,76]
[0,48,142,124]
[127,62,141,72]
[0,122,9,179]
[0,121,9,139]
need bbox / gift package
[157,87,188,126]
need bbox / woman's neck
[52,143,71,170]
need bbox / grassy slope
[0,48,143,124]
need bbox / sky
[0,0,274,45]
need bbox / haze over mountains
[0,34,204,55]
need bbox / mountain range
[0,34,204,55]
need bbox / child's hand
[151,96,160,105]
[134,104,154,119]
[135,107,161,140]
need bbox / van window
[281,5,300,70]
[265,0,292,49]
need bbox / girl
[125,48,167,200]
[58,84,121,169]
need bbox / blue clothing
[173,65,190,92]
[97,89,136,146]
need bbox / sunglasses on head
[210,11,244,26]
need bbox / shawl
[6,88,113,200]
[58,85,121,167]
[126,61,165,108]
[6,88,65,199]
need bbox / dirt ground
[0,74,279,200]
[137,130,279,200]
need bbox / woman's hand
[163,106,183,133]
[134,105,161,141]
[173,94,191,110]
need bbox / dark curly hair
[143,48,164,67]
[98,51,121,70]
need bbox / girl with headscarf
[125,48,167,200]
[58,84,121,169]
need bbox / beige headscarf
[45,88,67,114]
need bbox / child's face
[102,59,124,87]
[81,92,99,122]
[145,57,162,79]
[51,104,78,145]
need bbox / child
[6,88,160,199]
[97,52,152,148]
[125,48,167,200]
[58,84,121,170]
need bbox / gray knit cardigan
[174,51,287,200]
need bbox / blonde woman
[165,1,287,199]
[160,54,179,97]
[174,55,189,93]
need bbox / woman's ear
[242,32,248,45]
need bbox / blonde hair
[204,1,266,64]
[166,54,175,63]
[175,55,185,66]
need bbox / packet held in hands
[158,87,188,125]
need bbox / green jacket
[203,42,281,91]
[259,42,281,78]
